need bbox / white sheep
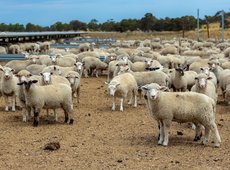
[17,79,74,126]
[172,67,197,91]
[82,56,108,78]
[141,83,221,147]
[8,44,21,54]
[191,73,217,103]
[105,73,138,112]
[0,67,19,112]
[200,67,217,88]
[26,64,46,75]
[0,46,7,54]
[65,71,81,103]
[16,70,32,122]
[5,58,37,73]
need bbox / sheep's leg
[95,69,99,78]
[84,69,89,78]
[158,121,164,145]
[162,120,170,146]
[193,123,202,141]
[112,96,116,111]
[46,109,49,123]
[128,94,133,105]
[11,96,16,112]
[4,96,9,112]
[210,123,221,147]
[202,126,210,145]
[120,97,124,112]
[22,108,27,122]
[133,90,137,107]
[33,108,40,127]
[54,109,58,122]
[77,88,80,103]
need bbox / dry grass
[88,29,230,41]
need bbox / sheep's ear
[160,86,169,92]
[28,73,32,77]
[40,73,43,76]
[11,69,15,72]
[74,63,77,66]
[200,67,204,71]
[31,80,38,84]
[115,83,120,87]
[0,67,4,72]
[50,72,53,75]
[54,66,57,70]
[104,82,109,85]
[17,82,24,85]
[195,77,198,80]
[207,76,212,80]
[154,67,160,71]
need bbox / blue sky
[0,0,229,26]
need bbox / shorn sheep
[141,83,221,147]
[105,73,138,112]
[17,79,74,126]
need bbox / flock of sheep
[0,37,230,148]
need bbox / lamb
[191,73,217,103]
[26,64,46,75]
[0,67,19,112]
[16,70,32,121]
[172,67,197,91]
[82,56,108,78]
[17,79,74,126]
[65,71,81,103]
[141,83,221,147]
[105,73,138,112]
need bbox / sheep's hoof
[33,121,38,127]
[194,133,202,141]
[69,119,74,124]
[214,143,220,148]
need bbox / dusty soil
[0,75,229,170]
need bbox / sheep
[208,59,223,83]
[16,70,32,122]
[38,41,50,53]
[160,46,178,55]
[131,58,160,72]
[221,61,230,69]
[224,47,230,58]
[82,56,108,78]
[26,64,46,75]
[200,67,217,88]
[105,73,138,112]
[219,69,230,104]
[17,79,74,126]
[40,72,70,86]
[65,71,81,103]
[191,73,217,103]
[79,43,90,52]
[50,54,76,67]
[172,67,197,91]
[42,64,79,77]
[5,58,37,73]
[8,44,21,54]
[0,67,19,112]
[141,83,221,147]
[189,59,209,73]
[0,46,7,54]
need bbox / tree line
[0,12,229,32]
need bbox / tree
[140,13,157,31]
[69,20,87,31]
[87,19,99,31]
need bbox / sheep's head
[0,67,14,80]
[200,67,211,76]
[105,81,120,96]
[141,83,169,100]
[145,58,153,68]
[195,73,212,89]
[17,80,38,91]
[118,65,130,75]
[208,59,220,70]
[16,70,32,82]
[175,67,185,76]
[66,72,80,85]
[74,62,84,72]
[50,55,57,64]
[40,72,53,85]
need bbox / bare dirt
[0,75,229,170]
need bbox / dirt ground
[0,75,229,170]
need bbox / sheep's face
[175,68,184,76]
[108,83,120,96]
[50,55,57,63]
[66,74,79,85]
[75,62,83,72]
[17,80,38,91]
[41,72,52,85]
[195,77,207,89]
[208,60,220,70]
[0,67,14,80]
[118,65,130,75]
[145,59,153,67]
[200,67,210,76]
